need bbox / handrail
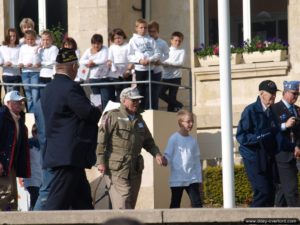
[0,63,192,111]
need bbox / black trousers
[170,183,202,208]
[160,78,182,111]
[42,166,93,210]
[135,70,161,110]
[275,158,299,207]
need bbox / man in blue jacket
[236,80,282,207]
[40,48,101,210]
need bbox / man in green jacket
[97,87,166,209]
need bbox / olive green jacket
[97,105,161,178]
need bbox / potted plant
[242,36,288,63]
[194,44,243,67]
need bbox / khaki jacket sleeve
[96,112,114,165]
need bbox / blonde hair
[19,18,35,30]
[135,18,147,27]
[177,109,193,123]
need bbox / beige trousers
[0,169,18,211]
[104,174,142,209]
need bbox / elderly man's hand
[97,164,106,175]
[286,117,296,128]
[294,146,300,159]
[155,153,167,167]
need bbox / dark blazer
[41,74,101,169]
[271,100,300,162]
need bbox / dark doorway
[14,0,68,36]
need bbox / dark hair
[3,28,19,45]
[148,20,160,32]
[41,30,54,40]
[62,37,78,50]
[24,30,37,38]
[91,34,103,44]
[172,31,184,40]
[103,218,143,225]
[110,28,127,42]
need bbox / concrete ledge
[1,208,300,225]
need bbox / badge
[138,122,144,128]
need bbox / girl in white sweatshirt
[0,28,21,93]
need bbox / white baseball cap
[4,91,26,105]
[120,87,143,100]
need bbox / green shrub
[48,23,65,48]
[203,165,300,207]
[203,165,252,207]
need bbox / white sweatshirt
[162,46,185,79]
[0,45,21,76]
[108,43,130,78]
[127,33,160,71]
[18,44,41,73]
[164,132,202,187]
[39,45,59,78]
[79,46,109,79]
[153,38,169,74]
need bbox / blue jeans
[33,168,54,210]
[22,72,40,112]
[89,78,116,111]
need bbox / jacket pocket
[107,153,124,171]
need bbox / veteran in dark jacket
[97,87,167,209]
[272,80,300,207]
[40,48,101,210]
[236,80,282,207]
[0,91,30,211]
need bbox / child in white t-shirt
[38,30,59,84]
[163,109,203,208]
[0,28,21,93]
[18,30,41,112]
[160,32,186,112]
[107,28,133,101]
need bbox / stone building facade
[0,0,298,161]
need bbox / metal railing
[0,63,192,111]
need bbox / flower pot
[242,50,287,64]
[197,53,242,67]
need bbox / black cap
[56,48,78,64]
[259,80,278,95]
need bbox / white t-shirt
[39,45,59,78]
[79,46,109,79]
[18,44,41,72]
[163,46,185,79]
[0,45,21,76]
[164,132,202,187]
[108,43,130,78]
[153,38,169,74]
